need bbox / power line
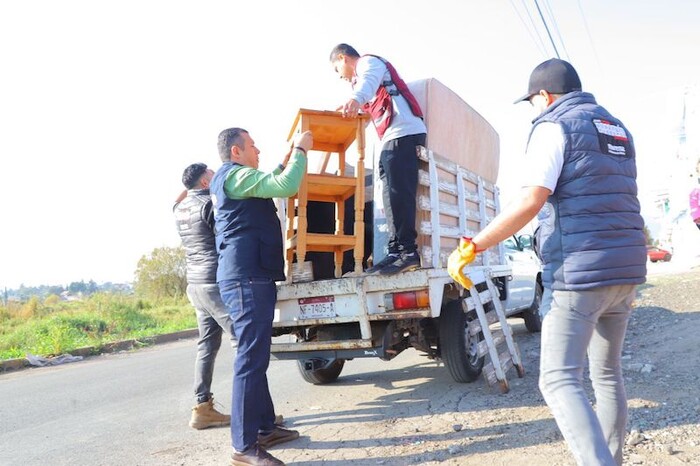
[533,0,560,58]
[543,0,570,61]
[576,0,603,75]
[510,0,548,57]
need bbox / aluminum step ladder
[463,268,525,393]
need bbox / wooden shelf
[306,174,356,200]
[285,109,369,282]
[287,233,357,251]
[288,109,366,152]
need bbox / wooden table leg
[333,196,345,277]
[296,172,308,267]
[285,197,296,283]
[353,121,366,273]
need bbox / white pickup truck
[271,147,535,387]
[503,234,543,332]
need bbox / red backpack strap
[362,54,423,119]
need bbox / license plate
[298,296,336,319]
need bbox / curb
[0,328,199,373]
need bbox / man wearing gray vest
[174,163,234,430]
[447,58,646,466]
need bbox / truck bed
[272,265,511,358]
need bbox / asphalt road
[0,335,322,466]
[0,334,468,466]
[1,337,220,465]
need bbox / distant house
[59,291,81,302]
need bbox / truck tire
[297,358,345,384]
[439,300,485,383]
[523,283,543,333]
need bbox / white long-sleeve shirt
[351,55,426,142]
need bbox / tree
[87,279,98,294]
[68,280,87,294]
[133,246,187,300]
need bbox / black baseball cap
[514,58,582,104]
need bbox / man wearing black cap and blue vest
[447,58,646,466]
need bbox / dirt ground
[267,267,700,466]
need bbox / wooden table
[285,109,370,281]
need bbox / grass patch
[0,293,195,360]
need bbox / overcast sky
[2,0,699,289]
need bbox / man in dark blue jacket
[212,128,312,466]
[448,59,646,466]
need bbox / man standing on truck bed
[211,127,313,466]
[174,163,234,430]
[447,58,646,466]
[330,43,427,275]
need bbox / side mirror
[518,234,533,250]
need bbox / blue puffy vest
[210,162,286,282]
[531,92,647,290]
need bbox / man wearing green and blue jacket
[211,127,312,466]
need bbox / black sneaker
[366,252,400,274]
[378,251,421,275]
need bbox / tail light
[385,289,430,311]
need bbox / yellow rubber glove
[447,237,479,289]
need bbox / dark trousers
[219,278,278,452]
[379,133,426,254]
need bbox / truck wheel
[523,283,543,333]
[297,358,345,384]
[439,300,484,383]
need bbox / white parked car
[503,234,543,333]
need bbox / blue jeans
[187,284,236,404]
[219,278,278,452]
[539,284,636,466]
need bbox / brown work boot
[257,426,300,449]
[231,445,284,466]
[189,398,230,429]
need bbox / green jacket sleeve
[224,151,307,199]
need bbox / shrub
[0,293,195,360]
[19,297,40,319]
[44,294,60,306]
